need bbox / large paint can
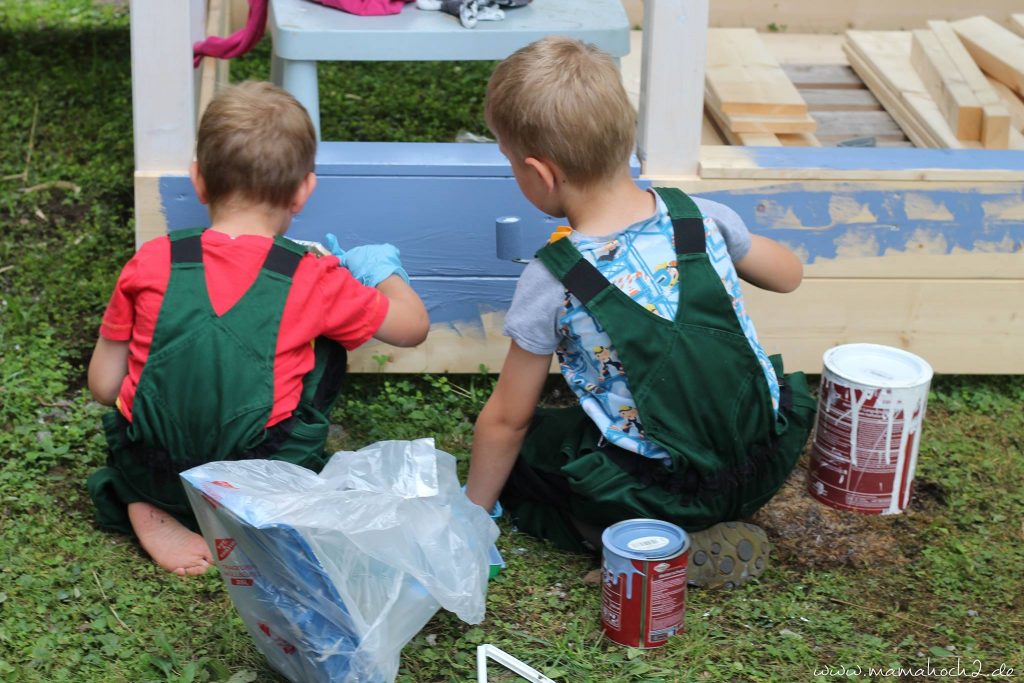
[601,519,689,648]
[808,343,933,515]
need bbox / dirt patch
[752,456,941,570]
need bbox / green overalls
[88,229,347,535]
[501,188,817,552]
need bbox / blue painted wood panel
[697,184,1024,264]
[270,0,630,62]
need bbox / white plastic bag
[180,439,499,683]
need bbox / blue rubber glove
[324,233,410,287]
[462,484,503,520]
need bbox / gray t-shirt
[503,195,752,355]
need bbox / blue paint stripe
[315,142,642,177]
[743,147,1024,171]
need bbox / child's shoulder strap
[653,187,706,256]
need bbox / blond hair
[196,81,316,208]
[485,37,635,186]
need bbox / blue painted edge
[316,142,642,178]
[742,146,1024,171]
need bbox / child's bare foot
[128,502,212,577]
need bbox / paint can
[808,343,933,515]
[601,519,689,648]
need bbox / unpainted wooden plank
[811,111,908,142]
[986,76,1024,132]
[1011,14,1024,38]
[706,28,809,116]
[782,64,864,89]
[697,147,1023,181]
[777,132,822,146]
[910,29,983,141]
[198,0,229,122]
[927,20,1012,148]
[760,33,849,65]
[741,278,1024,374]
[708,93,818,133]
[1009,127,1024,150]
[704,105,782,146]
[951,15,1024,97]
[800,88,881,111]
[706,0,1024,34]
[845,31,966,148]
[702,114,726,145]
[843,44,937,148]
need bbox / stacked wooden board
[704,28,820,146]
[843,16,1024,149]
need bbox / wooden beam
[701,115,726,145]
[760,33,848,66]
[777,133,821,146]
[910,29,982,140]
[706,28,808,116]
[131,0,198,173]
[711,107,818,134]
[638,0,708,178]
[951,15,1024,97]
[704,105,782,146]
[846,31,969,148]
[812,111,908,143]
[927,20,1012,149]
[197,0,230,122]
[1010,14,1024,38]
[986,76,1024,132]
[704,0,1024,33]
[697,146,1023,181]
[843,44,938,148]
[782,64,863,90]
[801,88,882,112]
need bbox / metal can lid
[823,343,933,389]
[602,519,689,560]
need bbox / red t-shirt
[100,230,389,426]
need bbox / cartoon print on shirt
[617,405,644,436]
[653,260,678,289]
[596,239,621,262]
[593,345,624,378]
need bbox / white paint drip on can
[808,344,933,515]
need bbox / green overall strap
[119,231,306,514]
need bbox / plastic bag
[180,439,499,683]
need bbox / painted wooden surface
[637,0,707,179]
[132,1,1024,374]
[270,0,630,61]
[145,152,1024,374]
[130,0,197,174]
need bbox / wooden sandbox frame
[131,0,1024,374]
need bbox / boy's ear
[189,161,209,205]
[524,157,559,193]
[290,172,318,214]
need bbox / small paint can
[601,519,689,648]
[808,343,933,515]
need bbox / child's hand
[324,234,410,287]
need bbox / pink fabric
[310,0,413,14]
[193,0,268,67]
[193,0,416,67]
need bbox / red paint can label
[601,520,689,648]
[808,344,932,515]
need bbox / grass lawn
[1,2,1022,681]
